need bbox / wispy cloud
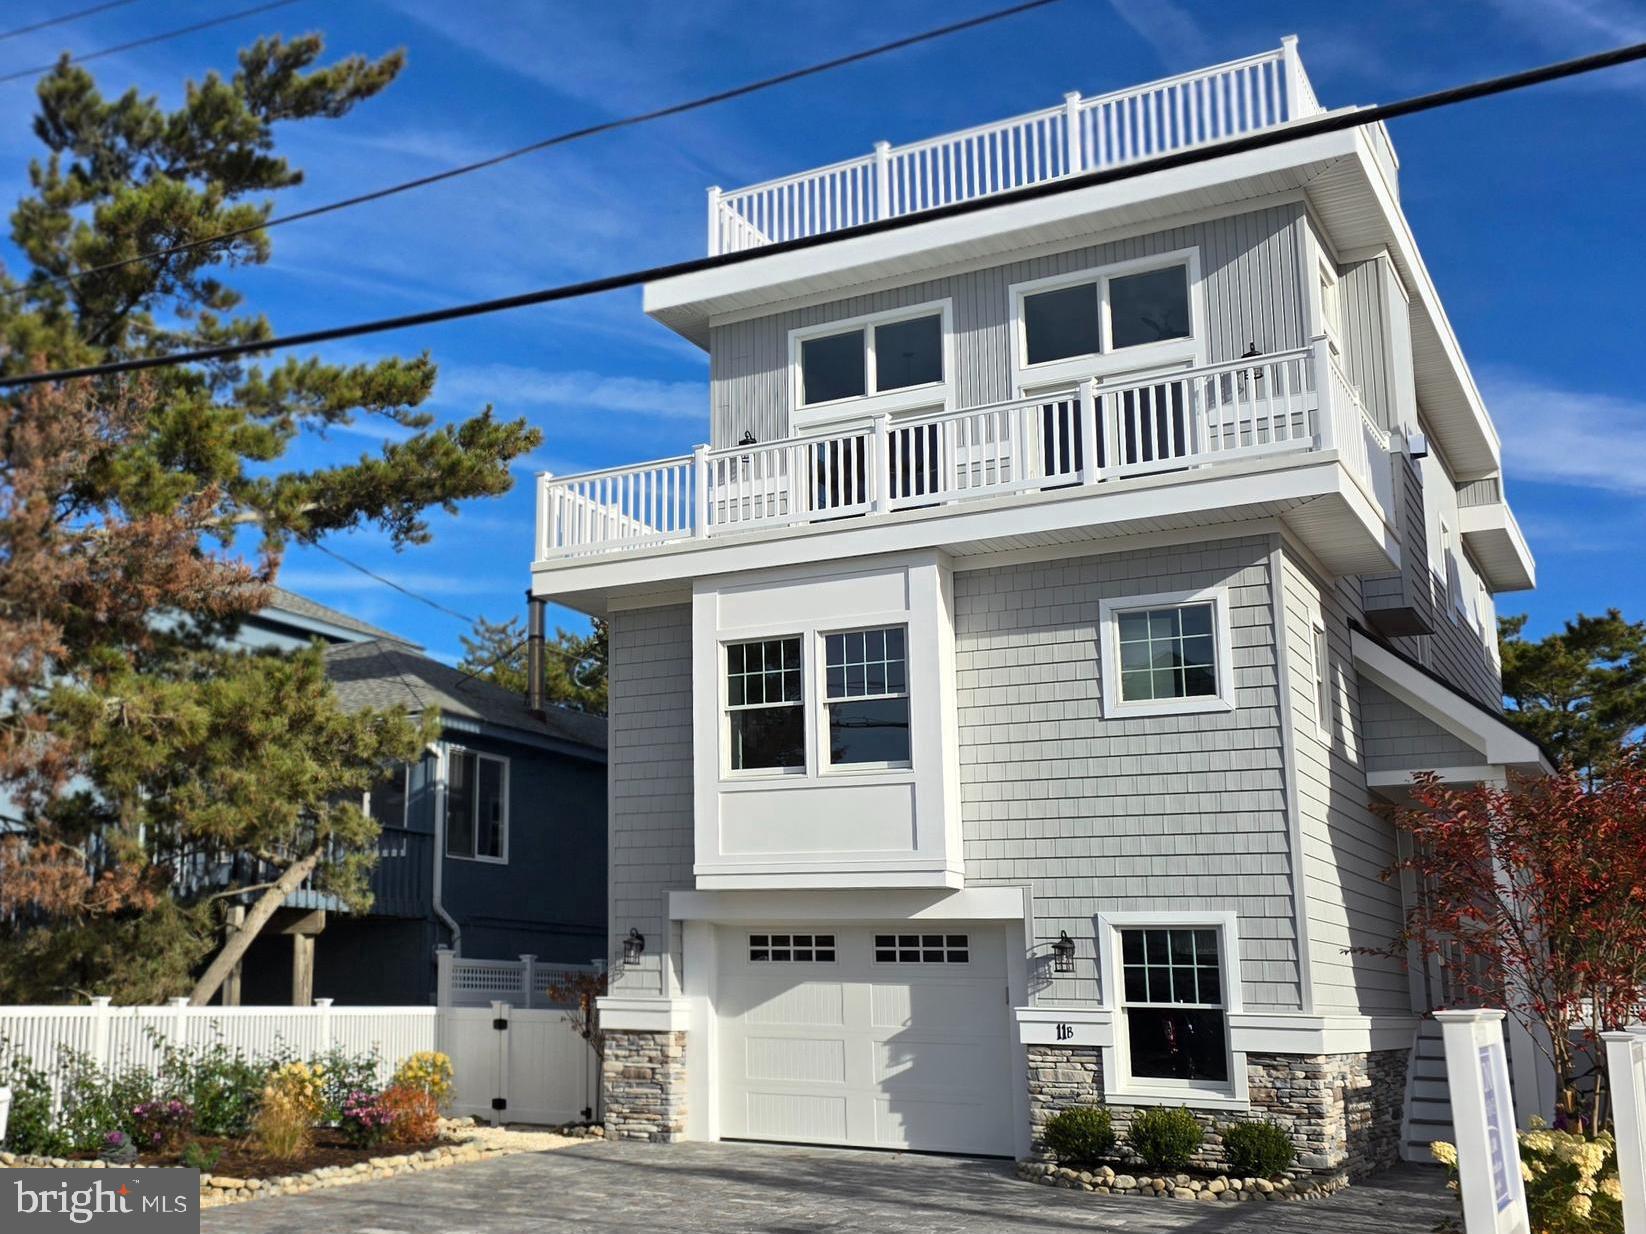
[435,364,704,418]
[1483,366,1646,495]
[275,568,516,598]
[1103,0,1212,70]
[1481,0,1646,92]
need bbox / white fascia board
[1228,1012,1419,1055]
[595,995,693,1032]
[692,869,965,891]
[1459,501,1537,592]
[667,885,1027,923]
[644,125,1362,337]
[1350,629,1543,769]
[1015,1006,1116,1048]
[532,454,1356,602]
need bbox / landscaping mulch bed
[74,1131,446,1180]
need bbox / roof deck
[708,39,1323,255]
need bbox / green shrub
[58,1050,157,1152]
[0,1040,65,1157]
[1040,1107,1115,1164]
[157,1039,266,1137]
[1126,1106,1204,1172]
[310,1047,382,1122]
[181,1140,223,1171]
[1221,1119,1295,1178]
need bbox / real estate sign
[1435,1009,1531,1234]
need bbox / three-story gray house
[529,39,1543,1176]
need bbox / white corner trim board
[596,996,693,1033]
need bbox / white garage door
[716,923,1015,1156]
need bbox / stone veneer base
[602,1029,688,1142]
[1026,1044,1409,1181]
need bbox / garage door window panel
[873,933,969,964]
[748,932,837,963]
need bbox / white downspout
[428,742,461,955]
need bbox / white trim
[1096,910,1247,1107]
[1008,248,1205,394]
[1310,618,1331,739]
[788,298,954,429]
[1227,1012,1421,1054]
[1097,587,1237,719]
[668,885,1027,923]
[1015,1005,1116,1048]
[1366,764,1506,789]
[596,995,693,1033]
[442,745,510,864]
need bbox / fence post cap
[314,998,334,1008]
[518,954,537,963]
[90,995,113,1007]
[167,996,191,1007]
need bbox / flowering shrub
[338,1090,395,1148]
[381,1083,441,1143]
[129,1099,194,1153]
[265,1061,327,1124]
[1432,1121,1623,1234]
[251,1087,314,1160]
[391,1051,454,1111]
[99,1130,136,1164]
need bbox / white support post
[1435,1009,1531,1234]
[90,996,113,1072]
[1078,378,1100,486]
[1604,1031,1646,1234]
[873,141,892,220]
[435,946,454,1010]
[1310,333,1336,453]
[537,473,555,557]
[871,415,891,514]
[314,997,334,1053]
[1063,92,1083,173]
[1280,35,1304,119]
[168,996,189,1050]
[519,954,537,1010]
[492,1000,511,1125]
[693,444,710,538]
[706,186,722,256]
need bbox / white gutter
[428,742,461,954]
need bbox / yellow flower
[1528,1115,1547,1130]
[1601,1175,1624,1202]
[1430,1141,1458,1167]
[1568,1194,1593,1220]
[1519,1161,1533,1182]
[1521,1131,1555,1155]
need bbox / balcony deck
[534,342,1398,593]
[708,40,1322,256]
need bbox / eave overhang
[1459,500,1536,593]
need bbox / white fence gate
[441,1002,600,1125]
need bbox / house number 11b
[1056,1023,1075,1041]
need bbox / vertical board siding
[1359,682,1484,772]
[1281,547,1411,1016]
[1339,257,1391,429]
[709,203,1309,449]
[952,535,1301,1013]
[606,604,694,996]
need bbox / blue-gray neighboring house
[227,590,608,1006]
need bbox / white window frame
[1311,620,1331,739]
[1097,587,1236,719]
[788,299,955,430]
[1009,248,1205,393]
[363,762,410,830]
[1096,910,1246,1108]
[818,623,912,772]
[722,634,808,780]
[443,746,509,864]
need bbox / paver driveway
[204,1140,1453,1234]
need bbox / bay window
[824,627,910,767]
[726,637,805,772]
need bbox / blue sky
[0,0,1640,661]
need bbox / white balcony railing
[708,39,1324,255]
[537,339,1395,562]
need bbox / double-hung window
[445,749,507,861]
[726,637,805,772]
[1311,622,1332,738]
[1016,257,1196,381]
[1119,926,1230,1088]
[823,627,910,767]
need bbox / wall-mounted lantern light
[622,928,646,965]
[1052,931,1076,974]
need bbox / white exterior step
[1402,1019,1456,1162]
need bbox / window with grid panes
[873,933,969,963]
[1116,602,1218,703]
[748,933,836,963]
[824,627,910,766]
[726,637,805,771]
[1119,927,1229,1084]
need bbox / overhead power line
[9,0,1061,299]
[6,34,1646,390]
[0,0,301,85]
[0,1,141,43]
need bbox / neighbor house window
[726,637,805,771]
[874,933,969,963]
[795,305,947,409]
[1018,259,1193,370]
[1311,622,1331,737]
[823,627,910,767]
[1120,927,1229,1086]
[365,764,409,829]
[445,749,506,861]
[749,933,836,962]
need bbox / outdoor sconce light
[739,429,757,445]
[622,928,646,965]
[1052,931,1076,974]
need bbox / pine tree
[458,614,608,715]
[0,36,543,1002]
[1500,611,1646,781]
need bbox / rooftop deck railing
[536,337,1394,563]
[708,39,1324,255]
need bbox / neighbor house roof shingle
[265,587,417,647]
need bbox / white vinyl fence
[0,996,599,1127]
